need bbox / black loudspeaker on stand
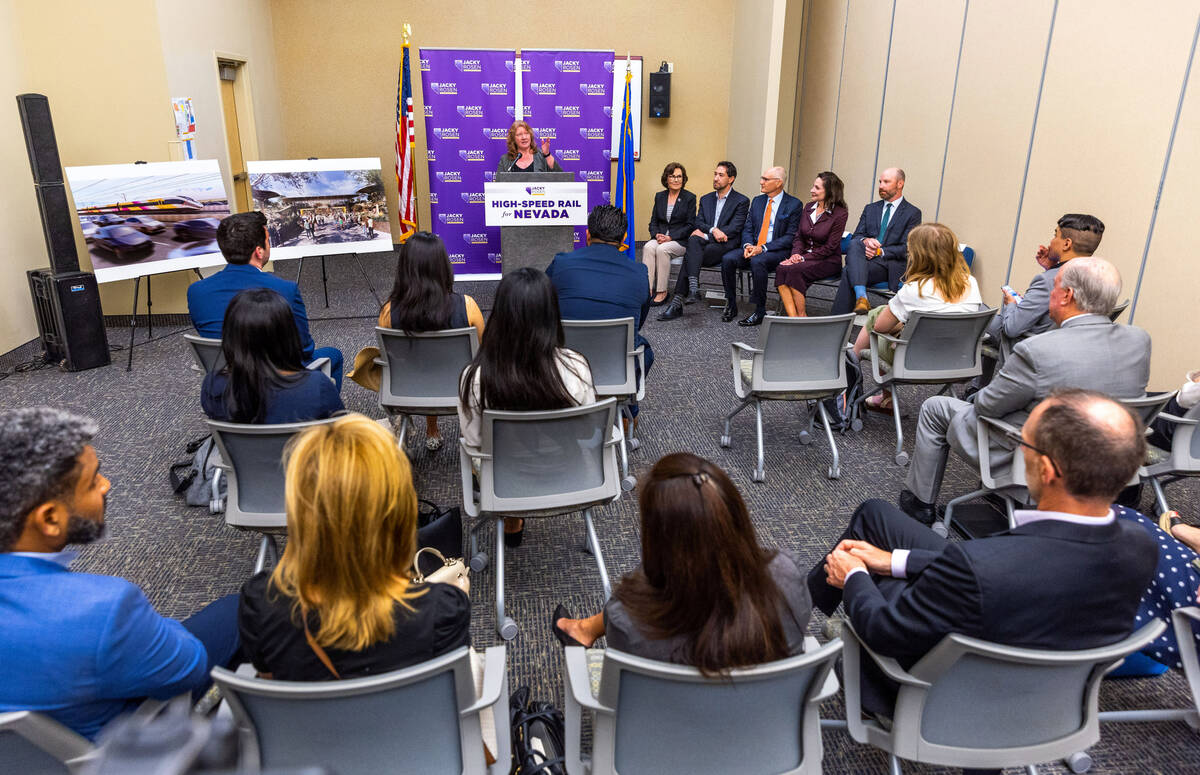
[18,93,110,370]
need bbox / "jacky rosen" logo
[554,59,581,73]
[578,83,606,97]
[432,127,459,141]
[427,82,458,95]
[435,170,461,183]
[460,192,485,204]
[554,106,581,118]
[461,233,489,245]
[579,127,605,140]
[453,58,482,72]
[456,105,485,118]
[458,149,487,162]
[482,127,509,140]
[479,82,508,96]
[438,213,465,225]
[529,82,556,95]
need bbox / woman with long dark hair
[553,453,811,672]
[379,231,485,450]
[774,171,850,317]
[458,267,595,546]
[201,288,342,423]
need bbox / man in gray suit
[900,257,1150,523]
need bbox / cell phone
[1001,284,1023,301]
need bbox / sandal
[1158,510,1183,534]
[864,392,894,414]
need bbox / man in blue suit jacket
[831,168,922,314]
[187,212,344,390]
[0,407,240,740]
[547,204,654,383]
[719,166,803,326]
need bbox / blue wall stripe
[1129,11,1200,323]
[935,0,970,221]
[1005,0,1058,284]
[830,0,850,169]
[869,0,898,203]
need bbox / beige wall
[794,0,1200,387]
[269,0,736,242]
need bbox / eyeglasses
[667,174,684,180]
[1003,429,1062,477]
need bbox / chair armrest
[563,646,611,713]
[458,442,481,518]
[306,357,332,378]
[372,357,386,367]
[873,331,904,345]
[730,342,761,400]
[1156,412,1200,427]
[978,416,1022,435]
[631,344,646,402]
[1172,607,1200,715]
[804,636,841,702]
[866,330,890,385]
[462,645,506,715]
[458,438,492,460]
[731,341,763,355]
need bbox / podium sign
[484,181,588,227]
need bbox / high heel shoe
[504,519,525,548]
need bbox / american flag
[395,41,418,242]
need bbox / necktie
[756,198,774,247]
[877,202,893,243]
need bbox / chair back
[375,326,479,410]
[212,647,488,775]
[475,399,620,514]
[562,318,638,398]
[750,314,855,394]
[1164,401,1200,475]
[0,712,94,775]
[892,308,997,381]
[959,243,975,269]
[1109,299,1130,322]
[184,333,225,374]
[591,643,840,775]
[1121,392,1176,427]
[888,621,1164,766]
[207,417,339,530]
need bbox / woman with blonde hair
[237,414,469,679]
[496,120,562,173]
[856,222,982,412]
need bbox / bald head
[1026,388,1145,502]
[760,166,786,196]
[878,168,905,201]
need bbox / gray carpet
[2,252,1198,773]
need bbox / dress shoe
[684,289,703,305]
[738,311,765,327]
[656,302,684,321]
[720,303,739,322]
[650,295,670,307]
[898,488,937,526]
[551,604,586,647]
[853,296,872,315]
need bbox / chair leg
[938,487,989,538]
[1151,477,1171,515]
[495,518,517,641]
[397,413,409,449]
[891,388,908,466]
[469,516,489,572]
[623,403,640,451]
[816,400,840,479]
[889,755,903,775]
[616,418,636,492]
[721,396,753,447]
[253,534,277,574]
[584,508,612,600]
[753,399,765,482]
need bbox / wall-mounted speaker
[649,72,671,118]
[16,93,63,184]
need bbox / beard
[64,515,105,545]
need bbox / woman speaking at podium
[496,120,563,174]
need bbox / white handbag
[412,547,470,595]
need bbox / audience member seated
[854,223,982,413]
[187,211,345,390]
[774,170,850,318]
[458,267,596,548]
[1148,368,1200,452]
[238,414,468,679]
[640,162,697,305]
[899,257,1150,524]
[657,160,749,320]
[986,213,1105,359]
[720,166,803,327]
[0,407,240,739]
[547,204,654,379]
[830,168,922,315]
[201,288,343,424]
[552,452,812,667]
[376,231,485,450]
[811,389,1157,719]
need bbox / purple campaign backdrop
[420,48,515,276]
[522,50,613,249]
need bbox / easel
[295,252,382,308]
[124,267,205,372]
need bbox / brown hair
[1031,388,1146,500]
[612,453,792,676]
[505,120,537,159]
[904,222,971,302]
[661,162,688,189]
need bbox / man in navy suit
[831,168,922,314]
[720,166,803,326]
[547,204,654,380]
[658,161,750,321]
[0,407,240,739]
[809,389,1157,720]
[187,212,344,390]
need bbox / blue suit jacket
[187,263,317,361]
[694,188,750,240]
[0,554,209,739]
[740,192,804,254]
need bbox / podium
[493,172,577,274]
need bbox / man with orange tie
[720,166,803,326]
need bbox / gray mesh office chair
[1109,299,1130,322]
[459,399,621,640]
[854,307,996,466]
[207,416,340,573]
[0,712,95,775]
[1142,400,1200,515]
[721,313,855,482]
[837,619,1165,774]
[563,640,841,775]
[185,334,332,378]
[375,326,479,449]
[212,645,510,775]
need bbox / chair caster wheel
[720,435,731,447]
[628,437,640,451]
[470,552,489,572]
[799,431,812,445]
[621,475,637,491]
[828,466,840,480]
[931,522,949,538]
[1066,751,1093,773]
[895,451,910,466]
[850,419,863,432]
[209,498,224,514]
[752,469,765,483]
[499,617,519,641]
